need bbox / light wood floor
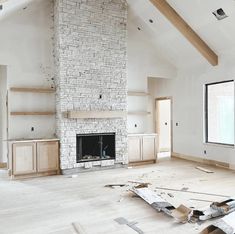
[0,158,235,234]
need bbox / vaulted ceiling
[1,0,235,71]
[127,0,235,70]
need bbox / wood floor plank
[0,158,235,234]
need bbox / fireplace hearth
[76,133,115,162]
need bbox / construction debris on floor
[114,217,144,234]
[126,183,235,234]
[104,184,126,188]
[201,211,235,234]
[190,198,235,222]
[131,187,191,223]
[101,164,235,234]
[195,167,214,174]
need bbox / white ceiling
[127,0,235,70]
[1,0,235,70]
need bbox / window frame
[205,80,234,146]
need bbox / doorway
[156,97,172,159]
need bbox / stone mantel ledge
[66,111,127,119]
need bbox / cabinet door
[37,141,59,172]
[128,137,142,162]
[142,136,156,161]
[13,143,36,175]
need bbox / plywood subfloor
[0,158,235,234]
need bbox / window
[205,80,234,146]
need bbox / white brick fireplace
[54,0,128,173]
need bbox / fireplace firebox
[76,133,115,162]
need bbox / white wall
[127,9,177,134]
[0,0,55,142]
[150,61,235,165]
[0,66,7,162]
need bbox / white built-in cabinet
[128,134,158,163]
[9,140,59,179]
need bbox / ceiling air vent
[213,8,228,20]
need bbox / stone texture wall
[54,0,128,171]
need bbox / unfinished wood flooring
[0,158,235,234]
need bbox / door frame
[155,97,173,155]
[0,65,8,168]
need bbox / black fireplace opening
[76,133,115,162]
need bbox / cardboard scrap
[201,211,235,234]
[131,187,191,223]
[190,198,235,222]
[171,205,192,223]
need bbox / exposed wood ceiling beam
[150,0,218,66]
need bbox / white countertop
[7,138,59,143]
[128,133,158,136]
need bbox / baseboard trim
[172,152,232,170]
[172,152,203,163]
[129,160,156,167]
[11,170,59,180]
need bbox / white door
[156,99,171,154]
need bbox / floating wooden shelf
[10,87,55,93]
[128,111,151,115]
[128,91,149,96]
[11,112,55,116]
[67,111,126,119]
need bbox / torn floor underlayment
[201,211,235,234]
[132,187,235,224]
[131,187,192,223]
[190,198,235,222]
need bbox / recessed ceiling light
[149,19,153,23]
[212,8,228,20]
